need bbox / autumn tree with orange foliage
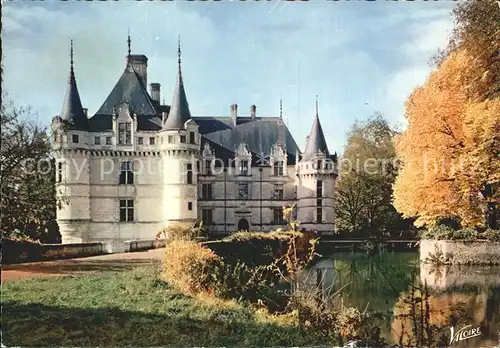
[393,0,499,229]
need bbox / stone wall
[41,243,103,260]
[420,240,500,265]
[3,239,164,264]
[2,240,104,264]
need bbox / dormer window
[118,122,131,145]
[239,160,249,176]
[72,134,79,143]
[180,135,186,143]
[189,132,195,144]
[317,160,323,170]
[149,137,155,145]
[94,136,101,145]
[106,136,112,145]
[138,137,143,145]
[273,160,284,176]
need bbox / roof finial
[70,39,74,74]
[127,28,131,57]
[177,35,182,69]
[280,98,283,119]
[315,94,319,117]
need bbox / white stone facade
[51,111,337,252]
[51,45,338,252]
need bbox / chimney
[150,83,161,103]
[231,104,238,126]
[127,54,148,87]
[250,105,256,119]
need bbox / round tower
[51,40,91,243]
[161,39,199,228]
[295,97,336,235]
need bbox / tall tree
[335,113,411,238]
[0,97,61,242]
[393,0,499,228]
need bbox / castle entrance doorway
[237,218,250,231]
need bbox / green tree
[0,97,61,242]
[335,113,413,238]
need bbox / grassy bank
[2,265,335,347]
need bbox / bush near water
[420,225,500,241]
[159,218,387,346]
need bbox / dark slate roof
[154,103,170,115]
[192,117,232,134]
[88,114,112,131]
[163,64,191,130]
[95,64,156,116]
[302,114,329,160]
[88,63,168,131]
[60,65,88,130]
[195,117,300,164]
[200,136,236,167]
[138,115,163,131]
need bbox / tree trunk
[482,184,498,229]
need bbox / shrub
[209,261,285,310]
[336,308,386,346]
[481,229,500,241]
[156,223,202,247]
[286,284,386,346]
[419,225,456,240]
[223,231,303,243]
[162,240,222,295]
[420,225,499,241]
[205,231,317,270]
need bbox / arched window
[237,218,250,231]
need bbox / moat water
[301,251,500,347]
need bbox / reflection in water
[300,251,500,346]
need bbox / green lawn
[2,265,334,347]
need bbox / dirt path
[2,248,165,283]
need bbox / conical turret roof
[302,96,329,160]
[60,40,87,130]
[163,39,192,130]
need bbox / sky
[3,1,457,154]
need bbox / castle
[51,38,338,252]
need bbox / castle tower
[51,40,91,243]
[161,38,199,227]
[295,96,336,235]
